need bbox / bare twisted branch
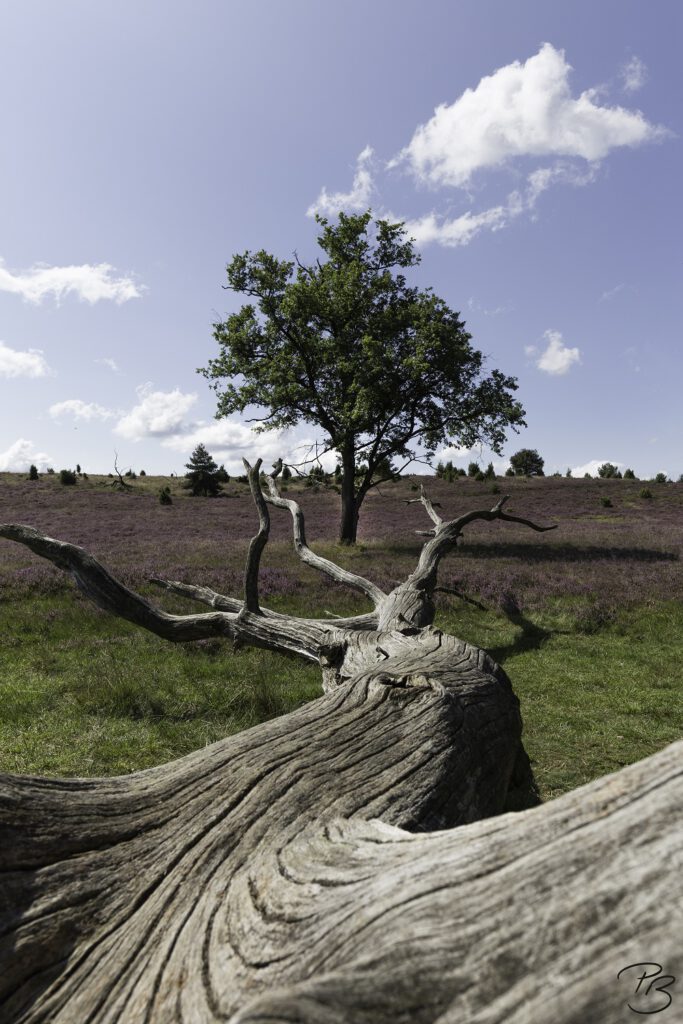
[262,459,387,607]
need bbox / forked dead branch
[0,465,680,1024]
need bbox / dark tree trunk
[1,469,680,1023]
[339,445,359,544]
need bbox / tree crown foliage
[509,448,545,477]
[201,212,525,478]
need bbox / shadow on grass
[487,607,556,664]
[444,542,679,563]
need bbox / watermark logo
[617,963,676,1015]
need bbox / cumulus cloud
[0,340,51,378]
[0,438,53,472]
[621,56,647,93]
[571,459,623,478]
[162,418,286,469]
[532,330,581,375]
[49,399,114,421]
[600,283,625,302]
[0,259,144,304]
[307,146,375,217]
[115,385,198,441]
[393,43,667,188]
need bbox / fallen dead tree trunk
[0,463,680,1023]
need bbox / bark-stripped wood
[0,470,679,1024]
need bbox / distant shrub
[215,464,230,483]
[639,488,653,499]
[654,472,668,484]
[474,471,486,482]
[467,461,480,477]
[483,461,496,480]
[584,473,592,479]
[46,467,55,475]
[490,483,501,494]
[281,464,292,481]
[125,469,137,479]
[623,468,636,480]
[59,469,77,486]
[76,464,81,475]
[28,464,39,480]
[159,486,173,505]
[509,448,544,477]
[139,469,146,477]
[565,468,572,478]
[504,467,515,477]
[410,483,419,491]
[236,474,249,484]
[598,462,621,479]
[601,497,613,508]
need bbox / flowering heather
[0,473,681,613]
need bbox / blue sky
[0,0,680,478]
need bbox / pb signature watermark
[617,963,676,1015]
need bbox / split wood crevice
[0,462,680,1024]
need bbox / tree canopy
[509,448,545,477]
[201,211,525,542]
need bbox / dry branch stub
[0,474,680,1023]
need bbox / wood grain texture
[1,486,678,1023]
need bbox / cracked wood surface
[1,481,678,1023]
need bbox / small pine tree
[597,462,620,479]
[282,464,293,481]
[28,464,39,480]
[654,472,668,484]
[483,461,496,480]
[76,464,81,475]
[623,468,636,479]
[139,469,147,477]
[159,486,173,505]
[467,461,481,478]
[183,444,223,496]
[565,468,572,478]
[59,469,77,486]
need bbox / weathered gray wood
[0,478,679,1023]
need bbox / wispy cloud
[0,438,53,472]
[0,340,51,378]
[115,384,197,441]
[620,56,648,94]
[528,329,581,375]
[600,283,625,302]
[307,146,375,217]
[95,357,120,372]
[0,259,144,304]
[393,43,666,188]
[49,399,115,421]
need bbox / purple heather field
[0,474,681,616]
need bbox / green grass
[1,590,680,800]
[434,599,682,799]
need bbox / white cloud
[600,283,625,302]
[0,340,51,378]
[307,146,375,217]
[433,444,474,463]
[0,259,144,304]
[535,329,581,375]
[115,385,198,441]
[394,43,666,188]
[399,161,595,249]
[0,438,53,472]
[162,418,286,470]
[95,357,119,372]
[571,459,623,478]
[621,56,647,93]
[49,399,114,421]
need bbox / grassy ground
[1,471,681,799]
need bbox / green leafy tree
[183,444,223,497]
[597,462,621,479]
[509,449,545,477]
[201,212,525,543]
